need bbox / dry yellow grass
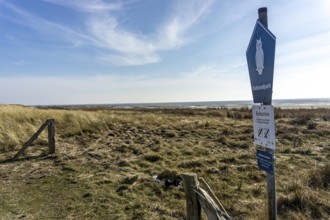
[0,105,329,219]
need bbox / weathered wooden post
[12,119,56,161]
[247,7,277,220]
[47,119,55,154]
[182,174,231,220]
[13,122,48,160]
[181,173,201,220]
[258,7,268,28]
[258,8,277,220]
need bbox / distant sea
[49,98,330,109]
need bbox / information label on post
[257,149,274,174]
[252,105,276,149]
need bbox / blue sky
[0,0,329,105]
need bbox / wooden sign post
[258,8,277,220]
[246,7,277,220]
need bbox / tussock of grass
[278,187,327,219]
[0,105,329,219]
[308,162,330,189]
[144,154,162,162]
[178,160,204,168]
[157,169,180,181]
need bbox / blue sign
[257,149,274,174]
[246,20,276,105]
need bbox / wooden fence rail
[181,173,231,220]
[12,119,55,161]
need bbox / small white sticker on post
[252,105,276,149]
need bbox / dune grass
[0,105,329,219]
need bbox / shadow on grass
[0,154,57,164]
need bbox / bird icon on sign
[255,38,264,75]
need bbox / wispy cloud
[12,59,26,66]
[156,0,213,50]
[181,64,229,79]
[0,1,93,47]
[99,53,160,66]
[5,34,17,41]
[277,30,330,66]
[43,0,123,13]
[84,0,214,65]
[0,0,214,66]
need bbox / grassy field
[0,105,329,219]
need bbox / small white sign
[252,105,276,149]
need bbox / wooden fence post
[182,173,231,220]
[195,188,227,220]
[47,119,55,154]
[181,173,201,220]
[199,177,231,219]
[12,119,56,161]
[13,122,48,160]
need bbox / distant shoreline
[32,98,330,109]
